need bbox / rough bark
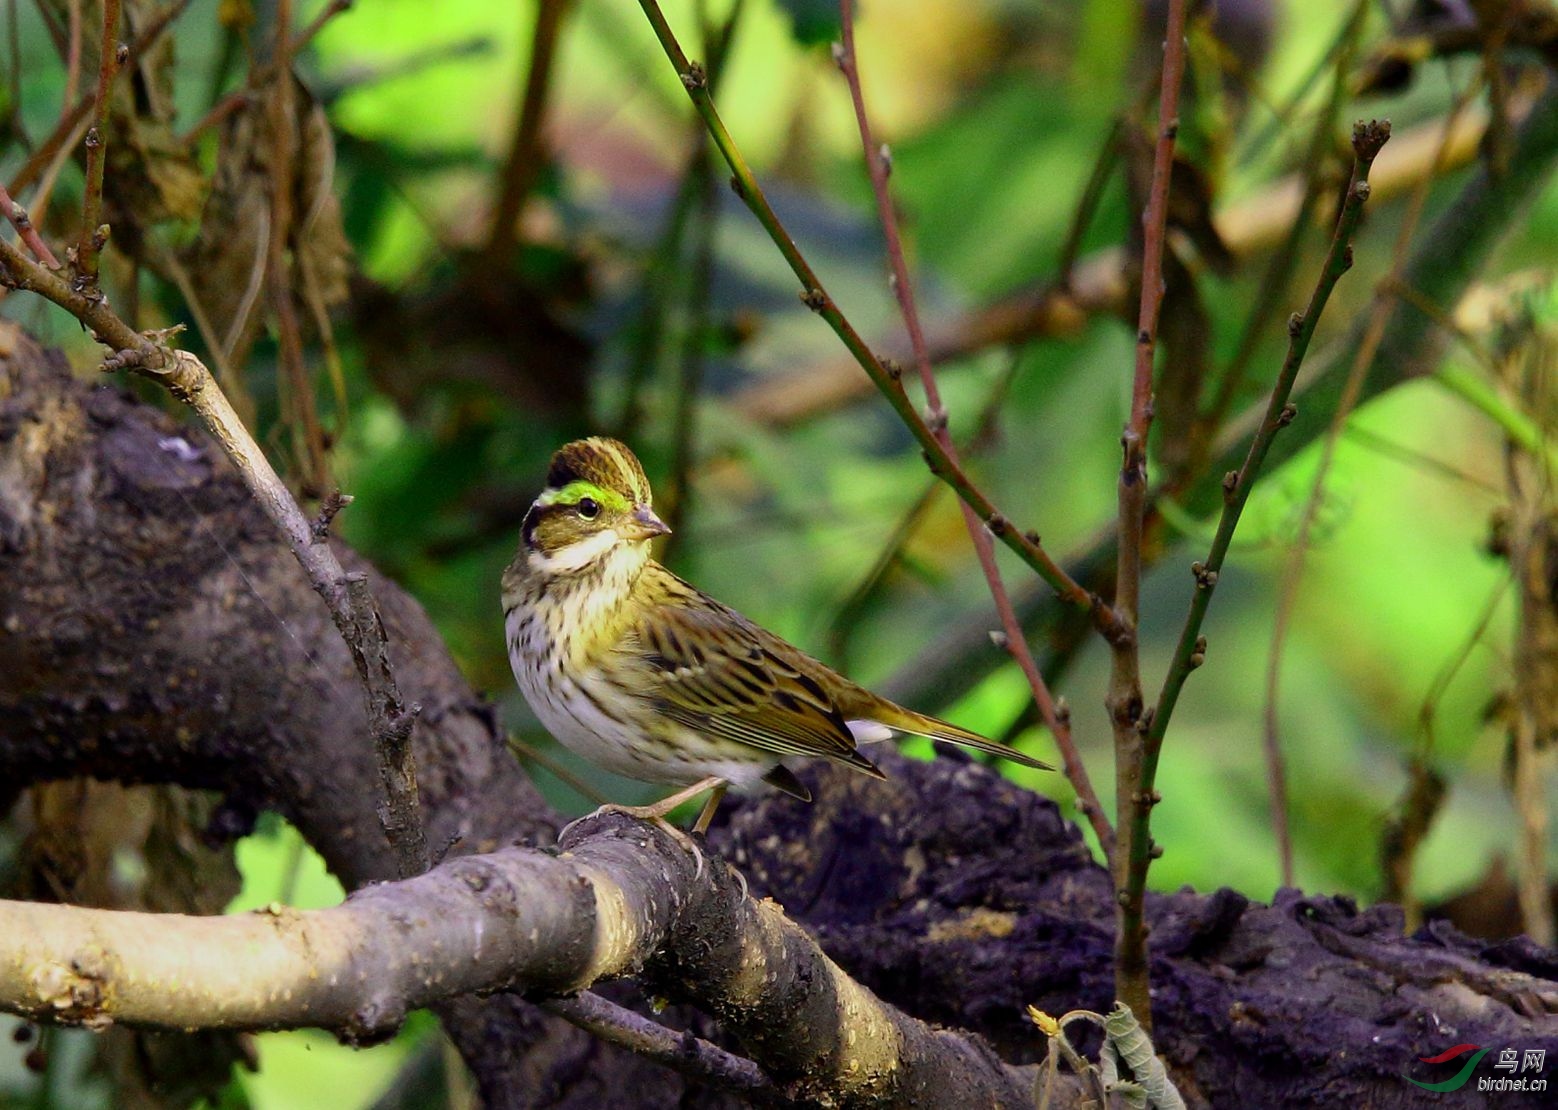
[2,331,1556,1106]
[0,816,1037,1107]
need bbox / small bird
[502,437,1051,833]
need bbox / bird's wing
[618,567,883,776]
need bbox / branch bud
[679,62,708,90]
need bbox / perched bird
[502,437,1051,832]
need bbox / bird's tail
[866,702,1054,771]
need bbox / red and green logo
[1407,1044,1490,1092]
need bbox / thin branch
[1262,79,1481,887]
[294,0,353,56]
[1195,0,1368,466]
[1056,119,1121,291]
[265,0,329,493]
[0,183,60,267]
[0,234,429,882]
[73,0,121,293]
[0,818,1036,1108]
[1110,0,1189,1025]
[732,100,1498,429]
[633,0,1124,643]
[1112,123,1390,1011]
[484,0,569,263]
[538,994,783,1104]
[834,0,1111,854]
[9,0,192,199]
[64,0,82,113]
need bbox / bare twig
[732,101,1498,429]
[538,993,782,1104]
[834,0,1108,853]
[1113,123,1390,1019]
[634,0,1123,642]
[1109,0,1189,1024]
[73,0,121,293]
[10,0,192,199]
[1263,81,1481,887]
[266,0,330,494]
[0,183,60,267]
[64,0,82,112]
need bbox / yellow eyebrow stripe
[538,480,630,511]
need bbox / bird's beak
[626,504,671,540]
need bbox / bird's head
[521,437,669,575]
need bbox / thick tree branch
[0,816,1037,1107]
[3,335,1554,1105]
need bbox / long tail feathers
[870,705,1054,771]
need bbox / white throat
[527,528,624,576]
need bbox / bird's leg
[692,783,728,835]
[569,776,728,870]
[596,776,727,824]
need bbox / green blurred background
[2,0,1554,1105]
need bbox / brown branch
[9,0,193,198]
[833,0,1111,855]
[64,0,82,113]
[73,0,121,294]
[634,0,1123,643]
[1263,81,1483,894]
[538,993,782,1104]
[0,818,1036,1108]
[484,0,570,264]
[0,182,61,267]
[732,101,1498,429]
[294,0,353,55]
[1110,0,1188,1026]
[1116,122,1390,1020]
[266,0,330,494]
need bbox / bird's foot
[566,777,728,875]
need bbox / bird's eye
[577,497,600,520]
